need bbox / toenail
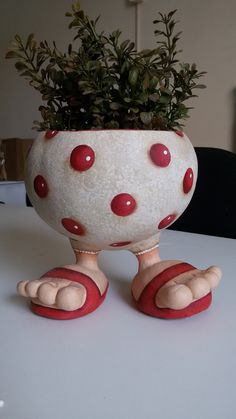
[17,281,28,296]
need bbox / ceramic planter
[25,130,197,254]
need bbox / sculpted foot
[132,248,222,319]
[155,265,221,309]
[17,251,109,319]
[17,276,87,311]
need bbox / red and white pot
[25,130,197,254]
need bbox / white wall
[0,0,134,139]
[1,0,236,152]
[140,0,236,151]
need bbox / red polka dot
[158,214,177,229]
[111,193,136,216]
[61,218,85,236]
[45,130,58,139]
[34,175,48,198]
[110,241,132,247]
[70,145,95,172]
[183,168,194,194]
[150,143,171,167]
[175,130,184,137]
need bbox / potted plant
[6,2,221,320]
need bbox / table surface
[0,205,236,419]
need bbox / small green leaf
[26,33,35,49]
[194,84,206,89]
[20,70,33,77]
[109,102,121,110]
[168,10,177,19]
[15,61,28,71]
[140,112,153,125]
[14,34,21,43]
[149,76,159,89]
[126,42,135,52]
[139,49,155,58]
[82,89,95,95]
[149,93,160,102]
[162,88,172,95]
[130,107,139,113]
[72,1,80,12]
[128,68,139,86]
[105,120,120,129]
[159,95,170,104]
[143,72,150,90]
[123,97,132,103]
[120,40,130,50]
[30,81,41,88]
[5,50,22,59]
[121,62,128,74]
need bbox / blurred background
[1,0,236,151]
[1,0,236,205]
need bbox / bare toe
[156,284,193,310]
[56,285,86,311]
[187,277,210,299]
[17,281,28,297]
[25,280,42,298]
[205,266,222,288]
[38,282,58,305]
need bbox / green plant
[6,2,206,131]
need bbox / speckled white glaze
[25,130,198,252]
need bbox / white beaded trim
[133,243,159,256]
[74,249,100,255]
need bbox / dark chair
[26,193,32,207]
[169,147,236,239]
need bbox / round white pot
[25,130,197,254]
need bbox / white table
[0,182,26,206]
[0,205,236,419]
